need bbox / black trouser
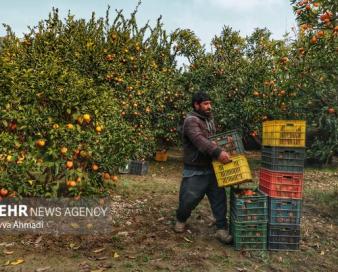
[176,173,228,229]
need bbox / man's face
[194,100,212,116]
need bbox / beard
[195,109,212,118]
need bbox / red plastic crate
[259,169,303,199]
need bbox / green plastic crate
[230,188,268,222]
[230,221,268,251]
[209,129,245,155]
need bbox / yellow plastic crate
[212,155,252,187]
[262,120,306,147]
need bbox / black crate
[261,146,305,173]
[268,223,300,251]
[269,197,302,224]
[209,130,245,155]
[129,160,149,175]
[230,188,267,222]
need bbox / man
[175,91,233,244]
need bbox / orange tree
[0,7,188,197]
[290,0,337,164]
[180,27,295,138]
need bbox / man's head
[192,91,212,117]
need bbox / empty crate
[212,155,252,187]
[261,146,305,173]
[129,160,149,175]
[259,169,303,199]
[209,130,245,155]
[262,120,306,147]
[268,223,300,251]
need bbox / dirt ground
[0,151,337,272]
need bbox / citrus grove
[0,2,337,198]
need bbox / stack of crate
[230,188,268,250]
[209,130,268,250]
[259,120,306,251]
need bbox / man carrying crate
[175,91,233,244]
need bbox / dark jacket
[182,111,222,168]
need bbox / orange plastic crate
[259,169,303,199]
[155,150,168,162]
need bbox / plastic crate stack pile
[210,130,269,250]
[230,188,268,250]
[259,120,306,251]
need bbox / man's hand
[218,151,232,164]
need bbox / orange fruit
[102,172,110,180]
[95,126,103,133]
[111,175,118,182]
[52,124,59,129]
[92,164,99,171]
[317,30,324,38]
[0,188,8,197]
[253,91,260,97]
[83,114,91,123]
[66,160,73,169]
[67,180,77,187]
[328,108,335,114]
[36,139,46,147]
[66,123,74,129]
[60,147,68,155]
[310,35,317,44]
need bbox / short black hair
[191,91,211,108]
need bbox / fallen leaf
[10,259,24,265]
[113,252,119,258]
[183,237,193,243]
[70,222,80,229]
[3,250,14,255]
[69,243,80,250]
[320,251,325,255]
[4,260,10,266]
[90,270,104,272]
[35,236,43,244]
[36,266,51,272]
[92,248,105,254]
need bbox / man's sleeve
[184,117,222,159]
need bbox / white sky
[0,0,297,50]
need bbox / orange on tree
[83,114,91,123]
[60,147,68,155]
[92,164,99,171]
[0,188,9,197]
[111,175,118,182]
[67,180,77,187]
[95,125,103,133]
[66,160,74,169]
[102,172,110,180]
[328,108,335,114]
[36,139,46,148]
[66,123,74,129]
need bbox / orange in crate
[155,150,168,162]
